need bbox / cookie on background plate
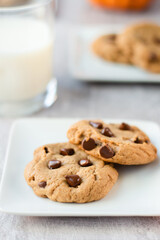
[118,22,160,59]
[24,143,118,203]
[67,120,157,165]
[92,34,130,64]
[132,42,160,73]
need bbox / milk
[0,18,53,101]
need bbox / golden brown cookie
[92,34,130,63]
[67,120,157,165]
[24,142,118,203]
[118,22,160,59]
[92,23,160,73]
[132,42,160,73]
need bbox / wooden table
[0,0,160,239]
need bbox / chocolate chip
[78,159,93,167]
[89,121,103,129]
[154,37,160,44]
[100,145,115,159]
[134,137,143,144]
[60,148,75,156]
[105,34,117,43]
[38,181,47,188]
[109,34,116,40]
[82,138,97,151]
[66,175,81,187]
[31,176,35,181]
[101,127,115,137]
[119,122,131,131]
[44,147,49,154]
[148,52,158,62]
[48,160,61,169]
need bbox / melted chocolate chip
[31,176,35,181]
[105,34,117,43]
[66,175,81,187]
[100,145,115,159]
[119,122,131,131]
[48,160,61,169]
[134,137,143,144]
[101,127,115,137]
[89,121,103,129]
[82,138,97,151]
[60,148,75,156]
[44,147,49,154]
[78,159,93,167]
[148,52,158,62]
[154,37,160,44]
[38,181,47,188]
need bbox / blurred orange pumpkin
[89,0,152,10]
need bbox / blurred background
[1,0,160,120]
[0,0,160,121]
[49,0,160,121]
[57,0,160,24]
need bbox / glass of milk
[0,0,56,116]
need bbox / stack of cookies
[92,23,160,73]
[24,120,157,203]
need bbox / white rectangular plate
[69,25,160,82]
[0,118,160,216]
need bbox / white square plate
[69,25,160,82]
[0,118,160,216]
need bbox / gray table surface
[1,0,160,239]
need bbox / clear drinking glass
[0,0,57,116]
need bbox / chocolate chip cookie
[67,120,157,165]
[118,22,160,60]
[24,143,118,203]
[132,42,160,73]
[92,34,130,63]
[92,23,160,73]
